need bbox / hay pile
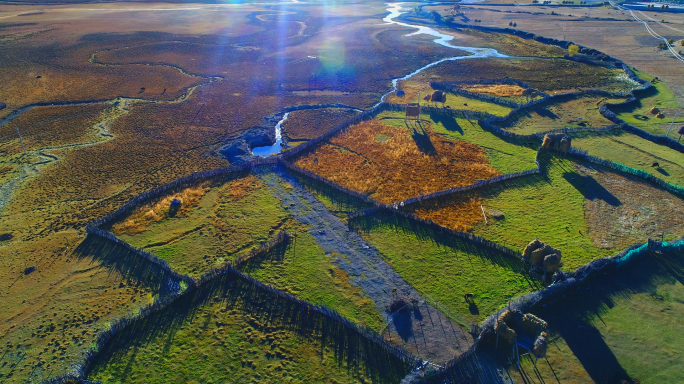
[495,309,549,358]
[650,106,660,115]
[523,238,562,273]
[542,133,572,152]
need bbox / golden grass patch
[112,183,209,236]
[295,120,499,203]
[407,192,484,231]
[463,84,526,97]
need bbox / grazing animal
[652,162,660,168]
[464,293,474,303]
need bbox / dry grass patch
[408,192,484,232]
[463,84,525,97]
[281,108,360,141]
[295,120,499,203]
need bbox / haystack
[530,244,554,265]
[543,254,561,273]
[541,133,571,151]
[520,313,547,336]
[495,309,519,343]
[523,238,544,260]
[431,90,447,104]
[533,332,548,358]
[656,112,665,119]
[650,106,660,115]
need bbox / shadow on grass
[291,170,372,214]
[528,251,684,384]
[85,265,410,384]
[429,112,463,135]
[562,172,621,207]
[534,107,559,120]
[236,239,289,274]
[656,167,670,177]
[412,125,437,156]
[348,212,535,284]
[73,235,174,294]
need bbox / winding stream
[251,2,507,156]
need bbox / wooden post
[480,205,487,225]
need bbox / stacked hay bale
[495,309,550,359]
[541,133,572,152]
[650,106,660,115]
[533,332,549,359]
[495,309,521,343]
[522,238,562,275]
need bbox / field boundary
[428,237,684,381]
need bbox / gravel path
[258,167,473,364]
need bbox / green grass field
[613,70,683,136]
[387,81,514,117]
[510,251,684,384]
[116,176,291,277]
[350,214,537,325]
[239,228,384,331]
[87,272,405,384]
[471,157,623,269]
[570,129,684,187]
[377,111,538,175]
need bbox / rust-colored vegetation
[112,183,210,236]
[407,192,484,232]
[295,120,499,203]
[463,84,526,97]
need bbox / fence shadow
[290,169,373,213]
[348,212,527,275]
[73,235,175,294]
[527,251,684,384]
[86,267,411,384]
[236,239,289,274]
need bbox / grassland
[570,129,684,187]
[510,251,684,384]
[112,175,291,277]
[408,155,684,269]
[0,232,164,383]
[349,214,536,324]
[613,71,684,136]
[497,95,627,135]
[239,228,384,331]
[281,108,360,142]
[87,271,406,384]
[386,81,514,116]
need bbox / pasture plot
[348,213,536,324]
[409,58,634,94]
[445,28,569,58]
[0,232,165,384]
[110,174,291,277]
[239,227,384,331]
[281,108,360,142]
[496,95,628,135]
[409,156,684,269]
[378,111,538,174]
[460,83,543,105]
[570,128,684,187]
[510,251,684,384]
[613,71,684,136]
[386,81,513,116]
[294,118,501,204]
[86,269,409,384]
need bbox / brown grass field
[408,57,633,94]
[463,83,526,97]
[295,119,500,203]
[281,108,360,141]
[0,104,108,154]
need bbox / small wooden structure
[405,103,421,123]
